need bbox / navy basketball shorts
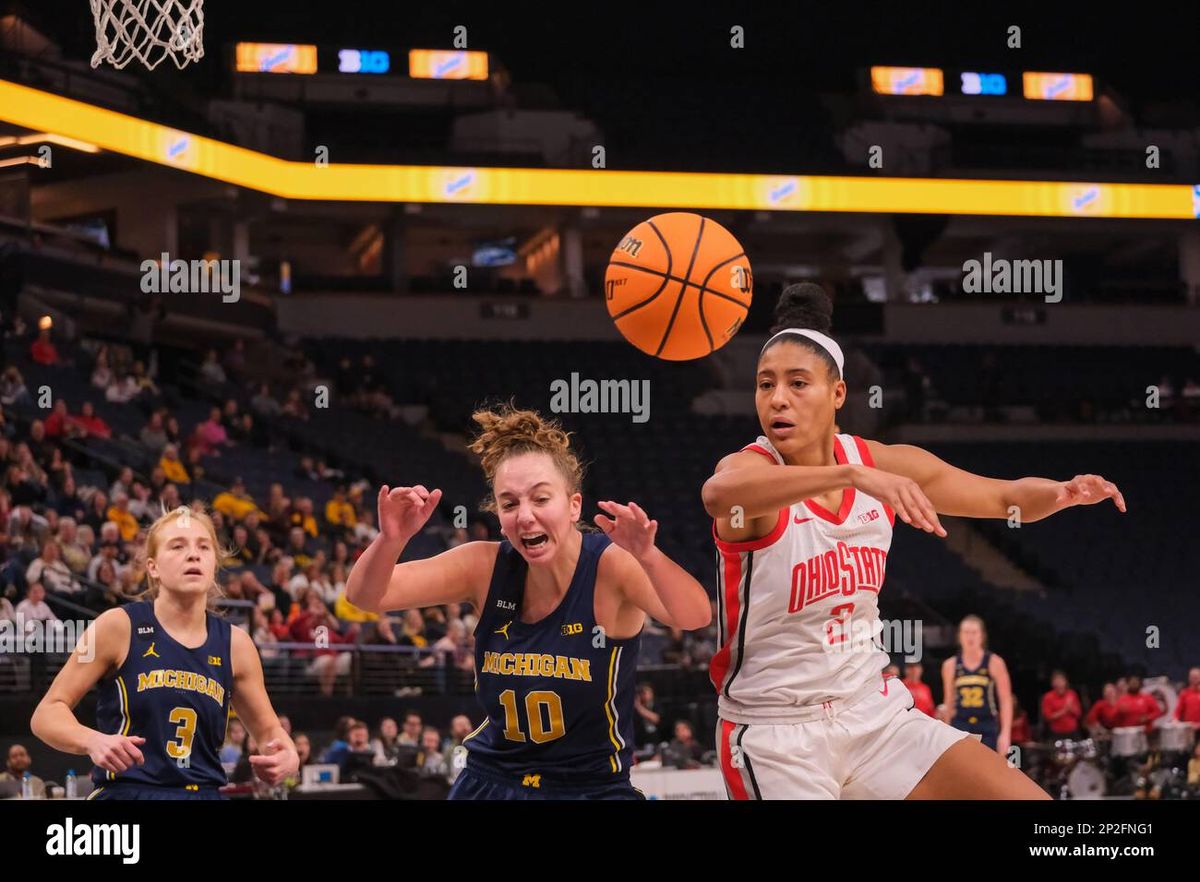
[448,766,644,800]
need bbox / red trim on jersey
[708,551,744,693]
[852,435,895,527]
[719,719,750,800]
[712,506,788,553]
[802,436,856,525]
[742,443,780,464]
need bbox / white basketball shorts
[717,674,971,799]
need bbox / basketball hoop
[90,0,205,70]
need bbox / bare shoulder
[713,448,776,474]
[460,540,502,608]
[941,656,956,672]
[989,653,1009,673]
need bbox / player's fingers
[593,514,614,533]
[629,501,650,523]
[1108,483,1127,511]
[413,485,429,498]
[901,488,934,532]
[914,490,945,536]
[891,497,914,526]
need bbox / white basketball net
[90,0,205,70]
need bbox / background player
[705,284,1124,799]
[346,404,711,799]
[941,615,1014,755]
[30,506,298,799]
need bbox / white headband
[761,328,844,376]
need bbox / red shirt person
[1174,667,1200,727]
[30,328,60,366]
[1041,670,1083,736]
[1114,676,1163,733]
[1085,683,1121,732]
[903,662,937,717]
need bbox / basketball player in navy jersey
[942,615,1010,755]
[31,506,298,799]
[346,404,711,799]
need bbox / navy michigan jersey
[951,651,998,733]
[462,531,640,788]
[92,600,233,789]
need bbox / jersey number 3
[166,707,197,759]
[499,689,566,744]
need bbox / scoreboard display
[870,66,1093,101]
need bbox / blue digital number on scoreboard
[338,49,391,74]
[960,72,1007,95]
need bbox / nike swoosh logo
[793,515,812,524]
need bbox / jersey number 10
[499,689,566,744]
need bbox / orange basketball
[604,212,752,361]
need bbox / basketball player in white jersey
[703,283,1125,799]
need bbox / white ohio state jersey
[710,433,896,722]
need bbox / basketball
[604,212,752,361]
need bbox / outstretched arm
[865,441,1125,523]
[595,501,712,631]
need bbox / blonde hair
[136,504,233,608]
[467,401,593,530]
[957,614,988,649]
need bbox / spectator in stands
[45,448,70,492]
[0,366,31,408]
[105,370,140,404]
[632,683,666,750]
[86,536,125,584]
[163,414,183,448]
[72,402,111,440]
[266,559,294,618]
[0,744,46,798]
[213,477,262,522]
[903,662,937,717]
[418,727,449,779]
[371,717,401,766]
[353,508,379,545]
[398,608,429,654]
[158,444,190,485]
[81,490,108,533]
[15,582,57,629]
[127,481,154,522]
[26,420,54,470]
[284,527,315,569]
[281,388,309,421]
[1041,670,1083,739]
[90,346,113,389]
[7,504,49,553]
[0,590,15,624]
[223,339,247,381]
[199,349,227,387]
[251,383,282,419]
[324,485,356,534]
[398,712,422,747]
[219,718,247,765]
[294,455,321,482]
[30,325,60,366]
[88,559,124,610]
[25,541,81,598]
[250,607,279,659]
[139,412,169,453]
[229,412,264,448]
[431,619,472,672]
[1011,696,1033,745]
[43,400,76,440]
[129,361,160,405]
[468,520,490,542]
[1115,675,1164,733]
[288,497,319,539]
[289,733,312,784]
[190,407,231,457]
[267,607,288,641]
[6,463,46,507]
[158,483,182,512]
[290,589,357,696]
[106,491,139,542]
[444,715,473,783]
[1175,667,1200,728]
[54,518,89,576]
[109,466,134,500]
[664,721,704,770]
